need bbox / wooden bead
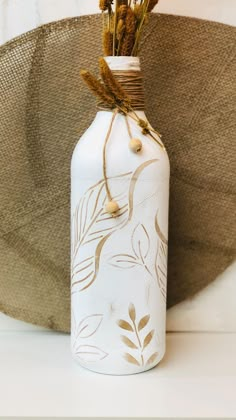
[129,138,142,153]
[105,200,119,214]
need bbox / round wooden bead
[129,138,142,153]
[105,200,119,214]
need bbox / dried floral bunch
[81,58,131,112]
[80,58,162,145]
[100,0,159,56]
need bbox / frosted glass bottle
[71,56,170,375]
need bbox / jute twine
[100,69,162,208]
[0,14,235,332]
[99,70,145,110]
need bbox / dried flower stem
[103,109,119,203]
[81,59,163,148]
[131,0,150,56]
[99,57,130,106]
[100,0,160,56]
[113,0,118,55]
[80,70,115,107]
[103,30,114,56]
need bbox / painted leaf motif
[138,315,150,331]
[117,319,134,331]
[121,335,138,349]
[71,172,132,292]
[155,214,168,245]
[72,160,159,293]
[71,256,94,287]
[123,353,140,366]
[146,352,159,365]
[132,223,150,260]
[109,254,137,269]
[128,303,136,322]
[155,215,168,302]
[77,314,103,338]
[75,345,108,362]
[143,330,154,349]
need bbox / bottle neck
[104,56,145,112]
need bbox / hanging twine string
[103,108,119,204]
[81,58,163,147]
[80,58,164,213]
[125,114,133,139]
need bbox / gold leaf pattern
[72,312,108,361]
[126,159,159,223]
[117,319,134,331]
[109,254,137,269]
[155,214,168,245]
[121,335,138,349]
[72,159,159,293]
[128,303,136,322]
[155,214,168,302]
[132,223,150,260]
[146,352,159,365]
[138,315,150,331]
[77,314,103,338]
[71,172,132,292]
[118,304,157,368]
[143,330,154,349]
[108,223,154,280]
[123,353,140,366]
[76,345,108,362]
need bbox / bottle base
[72,350,165,376]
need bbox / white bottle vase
[71,56,170,375]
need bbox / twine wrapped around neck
[98,70,145,110]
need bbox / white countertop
[1,331,235,419]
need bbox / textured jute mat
[0,14,235,332]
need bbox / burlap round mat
[0,14,235,332]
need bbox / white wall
[0,0,236,44]
[0,0,235,332]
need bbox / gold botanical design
[72,312,108,362]
[75,345,108,362]
[155,214,168,303]
[71,172,131,292]
[117,303,158,367]
[72,159,159,292]
[109,223,154,279]
[108,211,168,302]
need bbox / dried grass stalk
[116,19,125,41]
[118,4,128,19]
[119,6,136,55]
[80,70,115,107]
[103,30,114,56]
[125,7,136,34]
[120,33,135,56]
[99,57,129,104]
[99,0,113,11]
[134,4,144,22]
[100,0,160,56]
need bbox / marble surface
[0,0,235,332]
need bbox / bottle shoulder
[71,111,170,181]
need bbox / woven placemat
[0,14,235,332]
